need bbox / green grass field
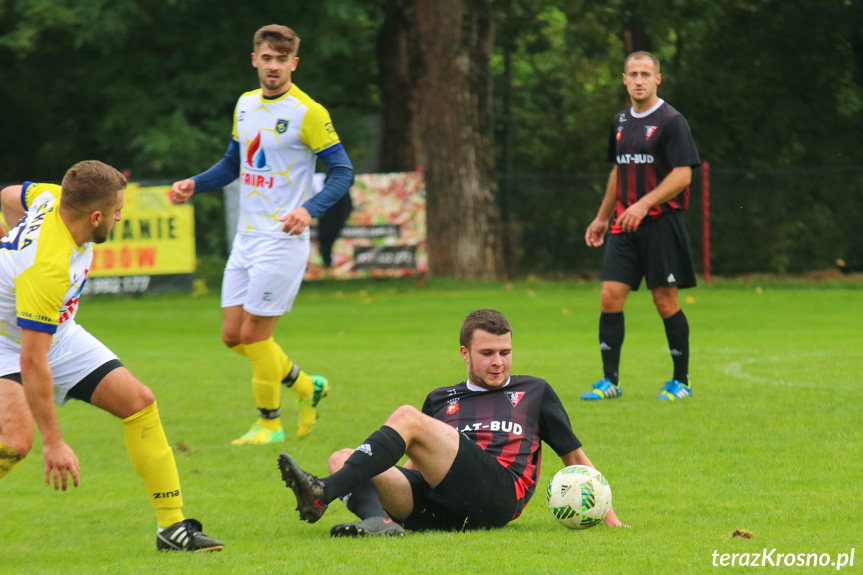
[4,277,862,574]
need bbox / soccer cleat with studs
[297,376,330,438]
[330,516,406,538]
[657,379,692,401]
[156,518,224,552]
[231,423,285,445]
[277,452,328,523]
[580,377,622,400]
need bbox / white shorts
[0,322,119,406]
[222,233,310,316]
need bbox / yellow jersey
[0,182,91,342]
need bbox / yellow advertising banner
[88,183,195,279]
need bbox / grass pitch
[3,277,862,574]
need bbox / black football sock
[341,480,388,520]
[599,312,624,384]
[322,425,406,504]
[663,309,690,384]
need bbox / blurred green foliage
[1,0,860,273]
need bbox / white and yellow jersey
[232,84,341,238]
[0,182,91,344]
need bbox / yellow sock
[0,441,23,480]
[284,358,313,400]
[245,338,286,431]
[123,402,185,529]
[231,344,247,357]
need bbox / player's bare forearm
[585,170,618,246]
[21,329,81,490]
[637,166,691,210]
[596,168,618,222]
[617,166,691,232]
[20,329,62,446]
[1,185,25,231]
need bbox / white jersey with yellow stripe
[231,84,341,238]
[0,183,91,345]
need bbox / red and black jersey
[607,99,700,231]
[421,375,581,516]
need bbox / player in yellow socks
[0,163,223,552]
[170,24,350,441]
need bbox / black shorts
[398,432,518,531]
[601,210,697,291]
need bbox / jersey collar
[630,98,665,118]
[465,376,511,392]
[261,84,295,102]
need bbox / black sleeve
[538,383,582,456]
[663,114,701,168]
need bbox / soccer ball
[546,465,612,530]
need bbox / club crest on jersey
[276,119,289,134]
[616,126,624,141]
[446,400,460,414]
[506,391,525,407]
[645,125,658,140]
[245,132,271,172]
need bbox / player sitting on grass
[278,309,627,536]
[0,162,223,552]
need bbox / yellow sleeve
[15,261,69,333]
[23,183,61,210]
[300,103,341,155]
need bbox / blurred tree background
[1,0,861,275]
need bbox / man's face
[252,43,298,96]
[93,189,124,244]
[622,57,661,107]
[461,329,512,390]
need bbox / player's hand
[42,440,80,491]
[618,202,648,233]
[585,219,609,247]
[169,179,196,205]
[279,207,312,235]
[604,509,630,528]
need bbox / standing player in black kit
[582,51,701,402]
[277,309,625,536]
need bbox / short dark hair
[254,24,300,56]
[625,51,660,73]
[60,160,127,215]
[460,309,512,348]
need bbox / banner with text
[84,183,195,294]
[305,171,427,280]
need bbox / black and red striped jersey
[606,99,700,231]
[421,375,581,516]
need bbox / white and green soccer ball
[546,465,612,530]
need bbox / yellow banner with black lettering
[88,183,195,280]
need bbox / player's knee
[600,287,626,312]
[125,382,156,413]
[386,405,422,428]
[222,332,241,349]
[652,293,679,317]
[328,448,354,473]
[2,425,34,458]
